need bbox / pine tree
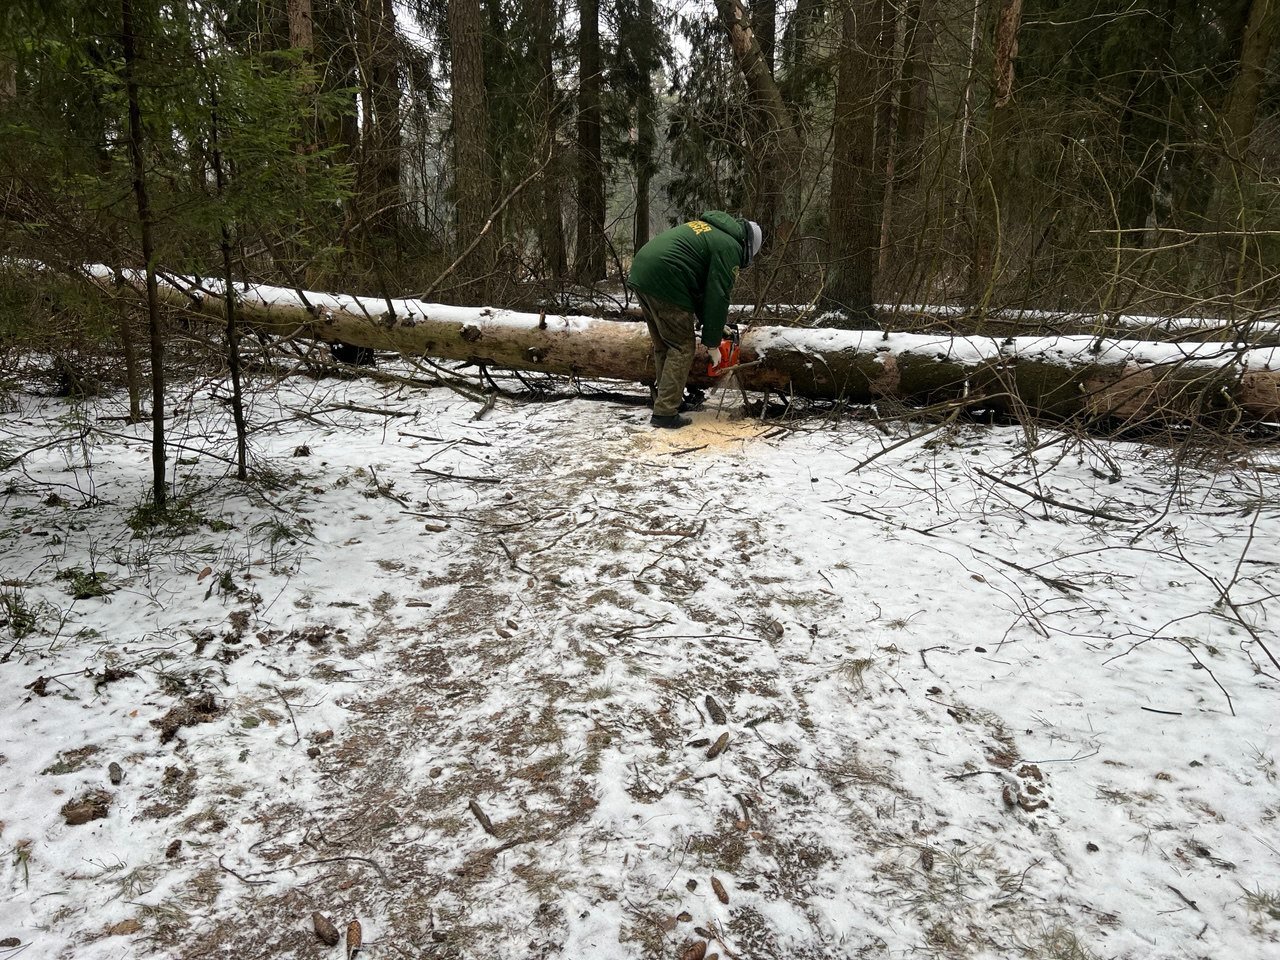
[575,0,607,283]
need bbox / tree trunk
[208,84,249,481]
[315,1,360,242]
[896,0,932,184]
[450,0,495,300]
[120,0,166,508]
[574,0,606,283]
[742,0,779,231]
[1211,0,1279,229]
[0,48,15,101]
[356,0,400,240]
[955,0,983,246]
[287,0,314,51]
[968,0,1024,305]
[91,268,1280,426]
[780,0,822,113]
[116,310,143,423]
[634,0,657,252]
[536,0,566,278]
[714,0,802,229]
[825,1,884,327]
[1114,1,1176,239]
[877,0,902,279]
[991,0,1024,109]
[1220,0,1278,152]
[752,0,776,74]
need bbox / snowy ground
[1,368,1278,960]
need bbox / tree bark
[969,0,1024,305]
[316,2,360,238]
[450,0,495,300]
[780,0,822,114]
[535,0,566,278]
[1212,0,1279,217]
[120,0,166,508]
[208,84,249,481]
[633,0,657,252]
[90,269,1280,426]
[714,0,802,229]
[742,0,780,231]
[357,0,401,239]
[752,0,776,74]
[876,0,901,278]
[0,48,15,101]
[825,1,884,327]
[991,0,1024,109]
[287,0,314,51]
[895,0,932,186]
[574,0,606,283]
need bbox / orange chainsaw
[707,325,741,377]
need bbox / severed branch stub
[468,798,498,836]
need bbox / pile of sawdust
[632,409,768,457]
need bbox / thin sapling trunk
[120,0,167,507]
[208,82,248,480]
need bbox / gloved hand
[708,336,741,376]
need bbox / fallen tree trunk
[81,266,1280,425]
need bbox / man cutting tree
[628,212,763,428]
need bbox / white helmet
[745,220,763,264]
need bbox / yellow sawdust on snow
[631,410,768,458]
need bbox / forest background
[3,0,1277,331]
[1,0,1278,507]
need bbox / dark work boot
[650,413,692,429]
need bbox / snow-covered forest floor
[1,367,1279,960]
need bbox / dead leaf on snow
[152,692,223,745]
[62,789,111,825]
[706,732,729,760]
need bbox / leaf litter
[0,373,1277,958]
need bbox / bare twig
[275,686,301,747]
[419,150,553,301]
[414,466,500,484]
[1183,641,1235,717]
[975,468,1137,523]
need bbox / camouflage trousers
[637,291,697,417]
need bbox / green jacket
[627,211,749,347]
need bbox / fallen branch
[975,468,1137,523]
[414,466,500,484]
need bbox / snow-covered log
[86,267,1280,423]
